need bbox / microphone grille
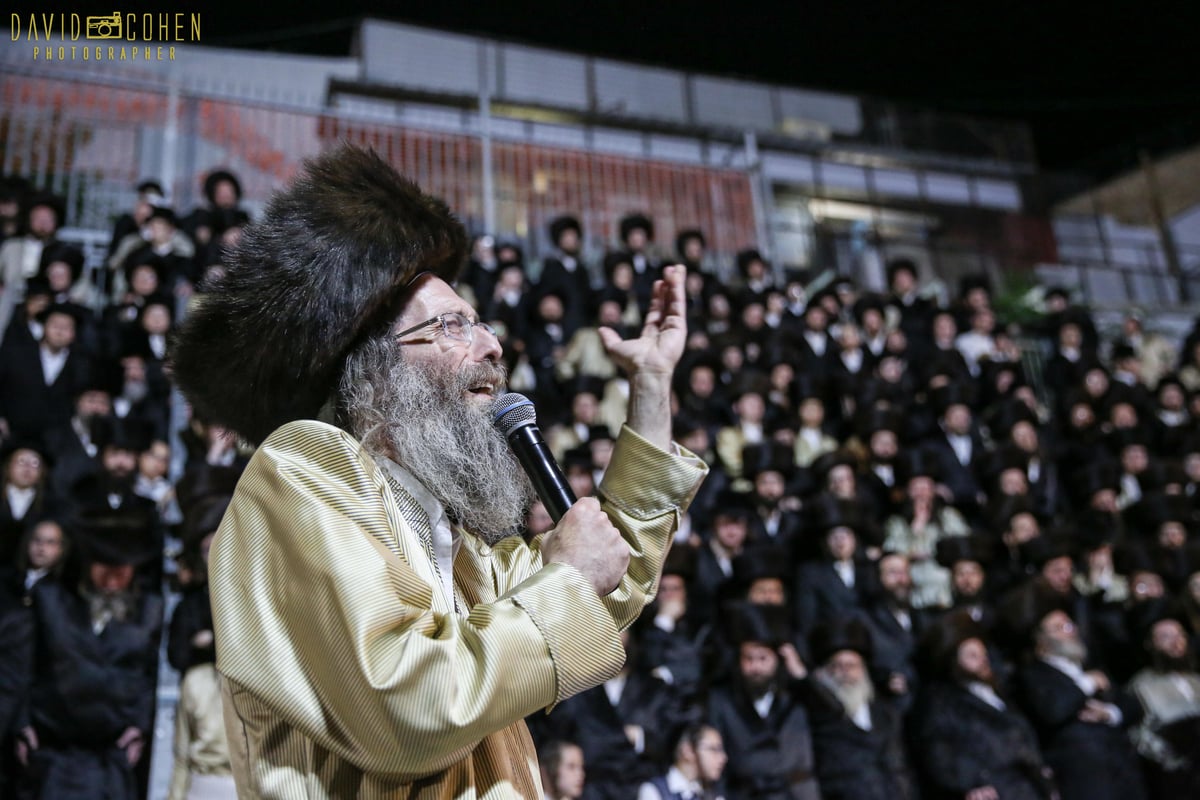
[490,392,537,436]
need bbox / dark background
[13,1,1199,177]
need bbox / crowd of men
[1,167,1200,800]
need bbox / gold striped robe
[209,420,705,798]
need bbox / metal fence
[0,71,759,274]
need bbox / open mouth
[469,384,496,397]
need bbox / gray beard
[814,667,874,718]
[1045,635,1088,666]
[341,337,535,544]
[81,586,136,633]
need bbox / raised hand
[598,264,688,378]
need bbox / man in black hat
[0,191,62,335]
[1127,614,1200,798]
[794,496,872,639]
[1005,584,1147,800]
[0,440,54,566]
[618,213,659,314]
[861,552,926,710]
[694,490,756,627]
[14,507,163,800]
[910,611,1055,800]
[69,416,159,518]
[535,628,687,800]
[109,206,194,298]
[742,442,803,560]
[707,603,820,800]
[182,168,245,253]
[883,258,935,352]
[675,229,706,274]
[935,535,996,627]
[168,145,706,798]
[0,301,94,441]
[539,214,594,334]
[923,383,986,515]
[803,616,915,800]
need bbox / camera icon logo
[86,13,123,40]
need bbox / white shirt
[24,567,48,591]
[6,485,35,520]
[850,702,873,731]
[72,416,97,458]
[376,459,460,611]
[967,681,1007,711]
[1041,655,1123,725]
[947,433,972,466]
[840,349,864,374]
[604,674,627,706]
[803,330,827,357]
[834,560,855,588]
[638,766,713,800]
[753,689,775,718]
[39,345,68,385]
[872,463,894,487]
[148,333,167,360]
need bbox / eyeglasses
[395,312,497,346]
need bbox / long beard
[81,585,136,633]
[1045,635,1088,666]
[814,667,874,718]
[341,338,535,544]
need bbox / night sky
[12,1,1199,177]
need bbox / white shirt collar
[665,766,705,798]
[753,689,774,718]
[1042,654,1097,695]
[39,345,68,385]
[376,459,461,610]
[6,485,35,519]
[967,681,1006,711]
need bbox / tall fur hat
[169,145,468,445]
[618,213,653,243]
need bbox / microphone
[490,392,577,522]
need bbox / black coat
[911,681,1053,800]
[707,680,819,800]
[20,581,162,800]
[0,344,93,440]
[793,560,870,638]
[923,430,985,512]
[1014,660,1147,800]
[41,419,100,503]
[167,584,214,675]
[539,670,686,800]
[797,679,915,800]
[0,483,53,568]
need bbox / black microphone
[490,392,577,522]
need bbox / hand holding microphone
[491,393,628,596]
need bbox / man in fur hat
[910,611,1055,800]
[539,214,593,334]
[169,145,706,799]
[618,213,659,314]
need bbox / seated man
[1127,614,1200,798]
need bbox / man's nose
[472,325,503,361]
